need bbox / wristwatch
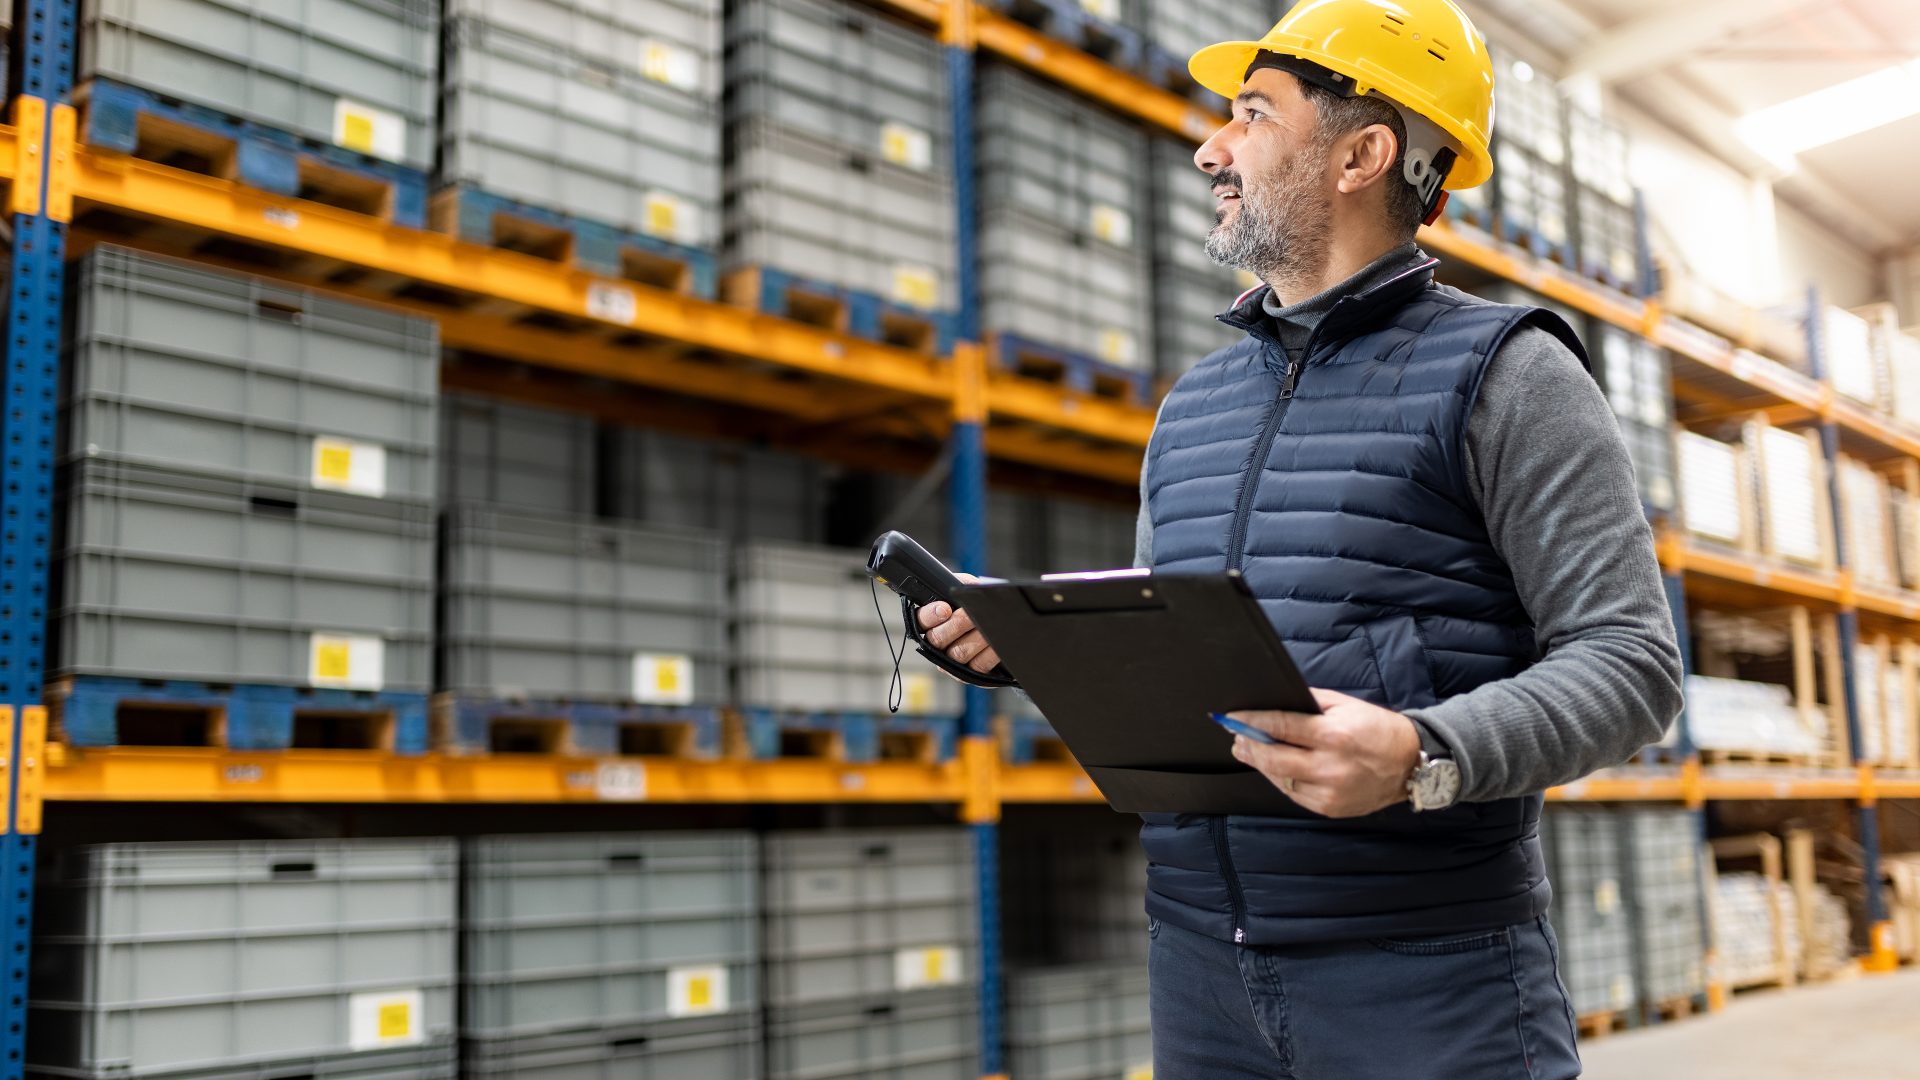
[1406,737,1461,812]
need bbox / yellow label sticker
[332,99,404,162]
[894,946,963,990]
[655,664,681,694]
[668,965,728,1017]
[891,265,940,310]
[316,443,353,484]
[879,122,932,171]
[338,111,376,154]
[1594,878,1620,916]
[377,1000,412,1039]
[640,40,701,92]
[1090,203,1133,247]
[923,950,945,983]
[633,653,694,705]
[644,192,681,239]
[901,672,935,714]
[686,975,711,1008]
[314,640,351,681]
[1125,1067,1154,1080]
[1099,328,1138,367]
[1078,0,1117,18]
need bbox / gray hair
[1295,81,1426,240]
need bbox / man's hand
[1226,689,1424,818]
[915,572,1003,676]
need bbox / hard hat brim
[1188,40,1492,189]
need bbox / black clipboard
[951,571,1322,815]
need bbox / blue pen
[1210,712,1278,745]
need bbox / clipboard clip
[866,532,1022,706]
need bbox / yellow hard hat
[1189,0,1496,190]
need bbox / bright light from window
[1734,58,1920,172]
[1510,60,1535,83]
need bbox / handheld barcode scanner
[866,531,1020,696]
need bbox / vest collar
[1218,255,1441,363]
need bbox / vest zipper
[1223,357,1301,571]
[1209,816,1250,943]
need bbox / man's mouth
[1214,187,1242,208]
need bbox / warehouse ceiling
[1462,0,1920,254]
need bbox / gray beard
[1204,145,1334,298]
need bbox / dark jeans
[1149,914,1583,1079]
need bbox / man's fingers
[1231,736,1315,779]
[949,630,990,664]
[1226,709,1322,747]
[916,601,951,632]
[924,607,977,649]
[968,646,1002,674]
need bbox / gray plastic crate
[1543,808,1637,1016]
[726,120,958,311]
[54,460,434,691]
[441,16,720,249]
[27,1042,460,1080]
[1003,824,1147,966]
[447,0,719,97]
[440,393,597,517]
[1139,0,1272,100]
[763,829,978,1006]
[1038,498,1138,575]
[735,542,961,716]
[28,839,456,1078]
[464,1015,758,1080]
[1156,265,1249,378]
[980,206,1153,372]
[441,506,730,704]
[462,833,757,1039]
[608,428,828,542]
[1620,808,1707,1004]
[766,987,978,1080]
[1150,137,1249,378]
[1495,140,1570,252]
[1576,184,1639,288]
[978,65,1149,238]
[82,0,437,168]
[727,0,948,153]
[68,247,438,502]
[1008,963,1152,1080]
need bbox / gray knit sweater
[1134,245,1683,804]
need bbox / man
[919,0,1682,1075]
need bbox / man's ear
[1335,124,1400,195]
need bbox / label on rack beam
[311,436,388,497]
[596,762,647,801]
[894,945,964,990]
[309,633,384,691]
[890,264,940,310]
[587,283,639,326]
[641,40,703,94]
[880,122,933,172]
[1090,203,1134,248]
[633,652,694,705]
[348,989,424,1049]
[667,965,729,1017]
[333,99,405,162]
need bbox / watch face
[1414,759,1462,810]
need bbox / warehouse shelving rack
[0,0,1916,1071]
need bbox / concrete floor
[1580,968,1920,1079]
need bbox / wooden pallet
[77,79,429,227]
[1497,216,1575,269]
[48,676,427,752]
[721,266,955,355]
[1576,1010,1629,1041]
[990,333,1153,404]
[1700,748,1823,767]
[430,695,724,757]
[726,709,863,762]
[431,186,718,298]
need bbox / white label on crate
[900,672,936,714]
[890,264,940,310]
[1594,878,1620,916]
[894,945,964,990]
[1077,0,1117,18]
[332,99,405,162]
[310,437,387,497]
[1090,203,1134,248]
[348,989,424,1049]
[596,762,647,801]
[587,283,639,326]
[1609,973,1634,1010]
[1124,1066,1154,1080]
[643,191,693,243]
[640,39,703,94]
[879,122,933,172]
[309,634,384,691]
[1098,328,1139,368]
[667,965,729,1017]
[633,652,695,705]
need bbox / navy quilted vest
[1141,257,1589,945]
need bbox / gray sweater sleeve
[1131,328,1683,802]
[1403,326,1683,801]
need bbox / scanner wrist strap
[899,595,1021,690]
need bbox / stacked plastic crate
[1542,807,1637,1018]
[1825,305,1888,412]
[1591,323,1679,517]
[1621,808,1708,1010]
[1149,135,1256,381]
[51,247,438,751]
[77,0,437,221]
[461,833,761,1078]
[762,829,980,1080]
[438,0,721,286]
[1491,55,1569,262]
[1569,107,1640,292]
[978,64,1155,399]
[1136,0,1277,106]
[724,0,958,351]
[28,840,459,1078]
[1008,964,1152,1080]
[441,393,599,517]
[609,427,832,543]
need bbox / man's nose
[1195,127,1231,175]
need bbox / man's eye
[1244,110,1263,123]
